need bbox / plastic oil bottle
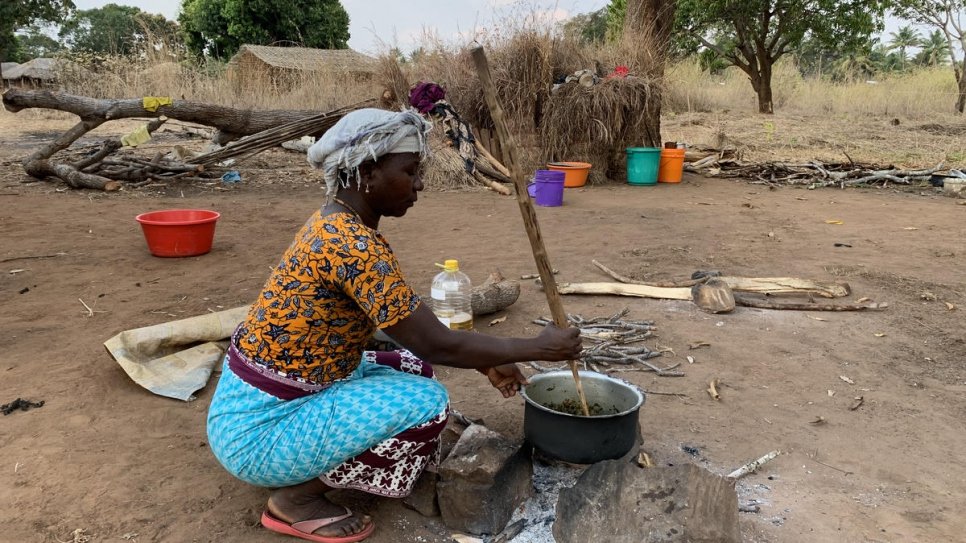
[431,259,473,330]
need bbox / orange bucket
[658,148,686,183]
[547,162,592,188]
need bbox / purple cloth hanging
[409,82,446,114]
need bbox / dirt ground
[2,112,965,543]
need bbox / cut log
[25,159,120,191]
[471,271,520,316]
[2,88,375,144]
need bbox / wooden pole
[470,45,590,417]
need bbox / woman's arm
[383,302,581,370]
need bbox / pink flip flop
[260,508,375,543]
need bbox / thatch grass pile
[541,76,659,184]
[380,16,669,185]
[421,129,485,192]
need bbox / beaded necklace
[332,197,362,218]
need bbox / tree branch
[2,88,375,144]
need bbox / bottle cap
[435,259,459,272]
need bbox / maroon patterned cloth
[320,350,449,497]
[409,82,446,114]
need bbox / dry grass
[421,130,486,192]
[52,56,377,112]
[665,57,964,119]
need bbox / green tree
[888,24,920,70]
[698,35,735,73]
[833,52,878,80]
[894,1,966,112]
[0,0,74,68]
[870,41,903,72]
[606,0,627,41]
[179,0,350,59]
[11,26,64,61]
[562,8,609,44]
[58,4,180,56]
[915,29,949,66]
[676,0,889,114]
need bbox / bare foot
[267,480,371,538]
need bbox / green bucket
[626,147,661,185]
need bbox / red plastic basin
[135,209,220,257]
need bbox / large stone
[403,418,472,518]
[553,462,741,543]
[403,471,440,517]
[437,424,532,535]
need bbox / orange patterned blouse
[235,210,420,385]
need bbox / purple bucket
[527,170,565,207]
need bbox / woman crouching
[206,109,581,543]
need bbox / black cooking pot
[521,371,645,464]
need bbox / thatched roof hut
[2,58,89,87]
[3,58,60,81]
[227,45,377,92]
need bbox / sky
[72,0,611,54]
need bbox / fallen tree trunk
[2,88,376,144]
[3,88,373,190]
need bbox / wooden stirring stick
[470,46,591,417]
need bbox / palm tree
[872,42,903,73]
[889,25,921,71]
[915,30,949,67]
[834,53,877,81]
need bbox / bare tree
[896,1,966,112]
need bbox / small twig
[842,150,855,167]
[806,452,853,476]
[640,389,688,397]
[728,450,781,479]
[78,298,95,317]
[707,378,720,400]
[0,252,67,263]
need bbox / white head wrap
[307,108,432,195]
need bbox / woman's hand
[486,363,529,398]
[535,325,583,361]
